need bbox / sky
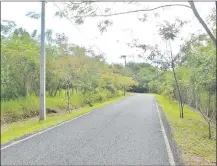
[1,2,214,64]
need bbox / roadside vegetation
[1,95,127,144]
[1,21,135,123]
[155,95,216,165]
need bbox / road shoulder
[156,101,186,166]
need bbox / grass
[1,90,123,124]
[1,92,84,123]
[154,94,216,165]
[1,95,128,145]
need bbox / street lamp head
[120,55,127,59]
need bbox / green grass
[154,94,216,165]
[1,95,128,145]
[1,90,124,124]
[1,92,85,123]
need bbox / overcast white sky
[1,2,214,64]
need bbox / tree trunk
[208,121,211,139]
[189,1,216,46]
[67,84,70,113]
[54,81,61,96]
[26,84,29,97]
[207,90,212,118]
[70,84,73,94]
[195,97,198,110]
[195,90,198,110]
[168,40,184,118]
[24,79,29,97]
[172,66,184,118]
[192,86,196,108]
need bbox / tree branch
[209,108,215,122]
[64,2,216,46]
[189,1,216,46]
[198,105,209,122]
[71,4,191,18]
[197,94,210,122]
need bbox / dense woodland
[1,2,216,140]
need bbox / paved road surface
[1,94,171,165]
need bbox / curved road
[1,94,172,165]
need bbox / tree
[54,2,216,45]
[197,87,216,139]
[1,27,40,99]
[158,19,186,118]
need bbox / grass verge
[1,95,128,145]
[1,90,123,124]
[154,94,216,165]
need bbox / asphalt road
[1,94,171,165]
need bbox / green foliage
[1,21,136,124]
[147,35,216,121]
[155,94,216,165]
[126,62,159,93]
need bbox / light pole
[120,55,127,96]
[120,55,127,67]
[39,1,46,121]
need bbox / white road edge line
[155,100,176,166]
[1,110,95,151]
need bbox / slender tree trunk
[26,84,29,97]
[24,79,29,97]
[197,93,214,139]
[192,86,196,108]
[208,121,211,139]
[123,56,127,96]
[70,84,73,94]
[207,90,212,118]
[168,40,184,118]
[195,95,198,110]
[67,84,70,113]
[172,66,184,118]
[54,81,61,96]
[178,96,182,117]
